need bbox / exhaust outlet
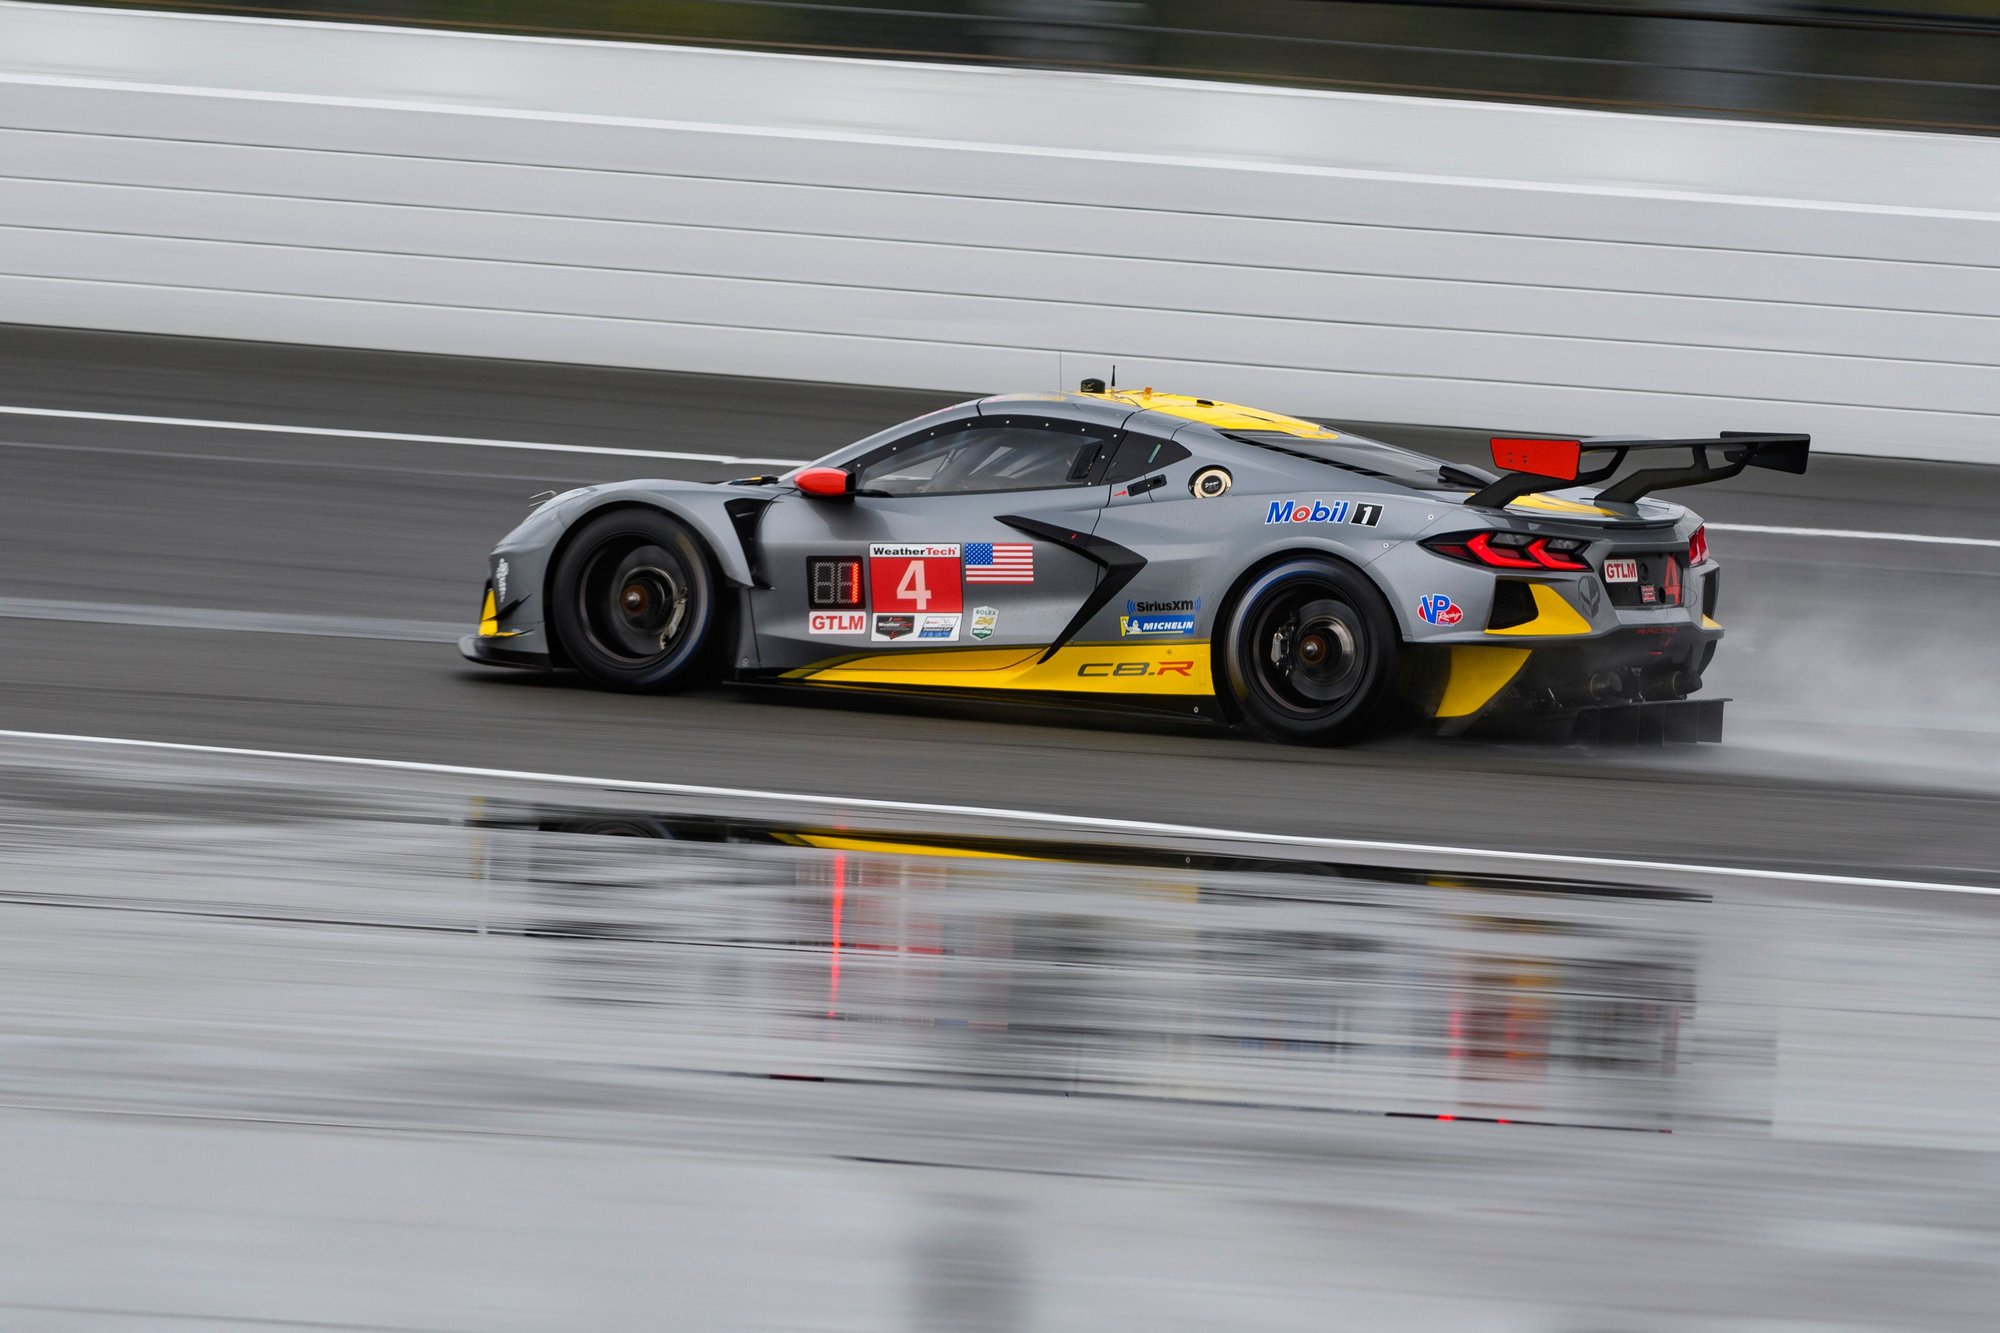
[1587,670,1627,702]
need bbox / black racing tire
[548,507,722,692]
[1219,556,1400,745]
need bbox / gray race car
[460,383,1808,743]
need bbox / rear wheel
[1220,557,1399,744]
[549,508,721,692]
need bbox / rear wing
[1465,432,1810,511]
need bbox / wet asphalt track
[4,325,2000,1329]
[8,739,2000,1330]
[2,324,1998,879]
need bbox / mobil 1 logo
[1264,499,1382,527]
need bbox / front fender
[473,481,770,666]
[565,481,769,589]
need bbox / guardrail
[2,1,1996,460]
[37,0,2000,135]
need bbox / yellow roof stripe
[1082,390,1339,440]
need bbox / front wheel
[1220,557,1399,744]
[549,508,722,692]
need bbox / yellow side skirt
[787,643,1214,695]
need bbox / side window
[854,418,1114,497]
[1103,434,1191,484]
[853,426,974,496]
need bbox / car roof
[972,390,1336,440]
[977,389,1341,442]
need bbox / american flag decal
[964,542,1034,584]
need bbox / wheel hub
[580,542,691,664]
[611,565,684,648]
[1251,595,1367,712]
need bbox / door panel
[749,488,1108,671]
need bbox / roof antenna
[1110,364,1117,390]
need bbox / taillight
[1688,525,1709,565]
[1466,532,1540,568]
[1425,531,1591,571]
[1525,537,1592,571]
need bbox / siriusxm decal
[1264,499,1382,527]
[1121,597,1198,637]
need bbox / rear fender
[1208,546,1403,722]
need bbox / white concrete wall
[1,1,1996,460]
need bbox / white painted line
[1708,522,2000,549]
[0,598,459,643]
[1,729,1994,899]
[0,404,803,467]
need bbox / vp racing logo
[1417,594,1463,626]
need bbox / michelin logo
[1120,597,1199,637]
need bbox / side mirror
[795,466,856,499]
[1489,437,1581,481]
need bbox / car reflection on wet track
[14,744,2000,1329]
[471,806,1703,1131]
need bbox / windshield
[1225,431,1494,493]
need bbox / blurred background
[2,0,1999,1328]
[42,0,2000,131]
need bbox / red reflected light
[827,851,845,1019]
[1437,1114,1457,1122]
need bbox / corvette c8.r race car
[460,383,1808,744]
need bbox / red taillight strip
[1427,531,1597,572]
[1465,532,1540,568]
[1526,538,1590,571]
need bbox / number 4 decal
[897,560,930,610]
[869,544,963,616]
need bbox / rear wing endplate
[1465,432,1810,511]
